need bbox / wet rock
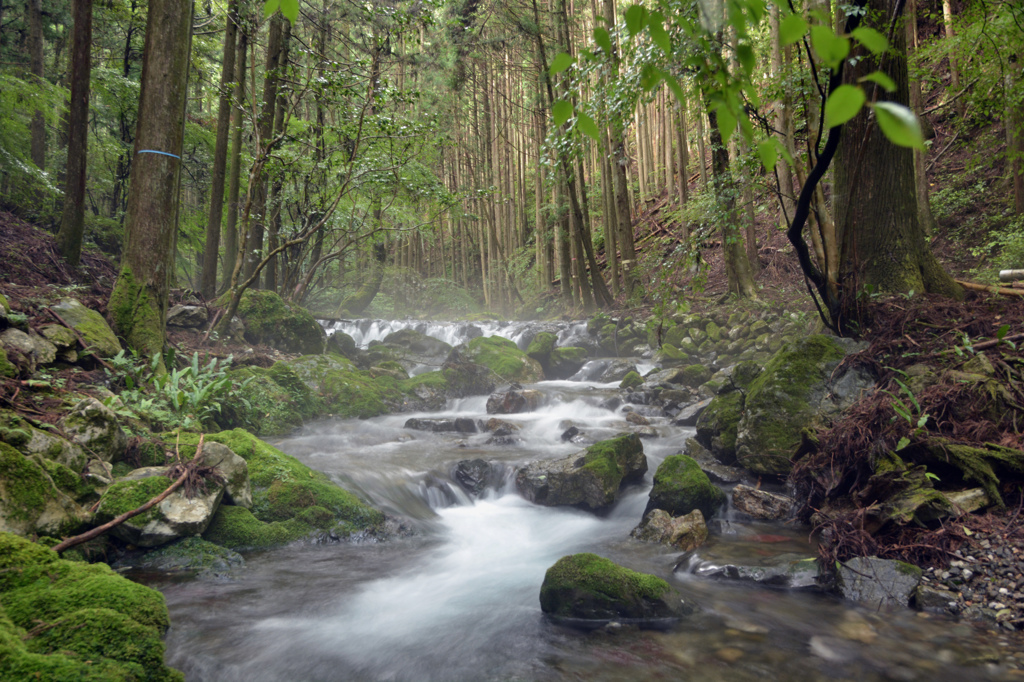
[486,388,544,414]
[200,442,253,508]
[482,417,519,435]
[560,426,580,442]
[404,417,478,433]
[548,346,589,380]
[645,453,726,520]
[635,426,659,439]
[631,508,708,551]
[441,348,496,398]
[693,554,820,589]
[452,459,496,496]
[383,328,453,367]
[462,336,544,383]
[599,360,638,383]
[836,556,922,609]
[166,304,209,328]
[57,397,128,463]
[695,391,743,465]
[122,536,244,574]
[619,371,643,390]
[49,298,123,358]
[914,584,958,612]
[625,412,650,426]
[540,553,691,623]
[516,433,647,511]
[673,398,712,427]
[731,484,795,520]
[0,442,89,537]
[486,434,521,446]
[598,396,622,411]
[683,438,745,484]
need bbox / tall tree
[27,0,45,172]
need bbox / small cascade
[321,317,594,351]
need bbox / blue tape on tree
[137,149,181,160]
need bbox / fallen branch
[971,333,1024,351]
[51,435,205,554]
[45,308,115,371]
[955,279,1024,298]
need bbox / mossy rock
[221,363,324,436]
[539,553,687,622]
[0,348,16,378]
[49,299,122,358]
[234,289,326,355]
[645,454,726,520]
[170,430,385,550]
[464,336,544,383]
[285,353,355,392]
[0,532,182,681]
[587,313,611,336]
[526,332,558,363]
[653,343,688,368]
[695,391,744,465]
[129,536,244,573]
[619,371,643,390]
[679,364,712,388]
[549,346,588,380]
[0,410,86,471]
[0,442,88,537]
[202,504,311,550]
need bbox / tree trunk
[200,0,238,299]
[708,109,757,299]
[265,19,291,293]
[906,0,937,236]
[834,0,961,314]
[27,0,46,172]
[55,0,92,266]
[769,2,796,226]
[108,0,192,362]
[222,26,248,291]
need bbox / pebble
[931,529,1024,632]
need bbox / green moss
[39,458,94,502]
[580,433,644,494]
[619,371,643,390]
[134,536,243,573]
[220,366,321,436]
[235,289,325,355]
[97,476,169,525]
[201,505,310,550]
[0,443,84,535]
[539,553,675,619]
[648,454,726,520]
[465,336,544,383]
[107,266,161,359]
[526,332,557,361]
[917,439,1024,508]
[679,364,712,388]
[0,292,9,313]
[0,347,16,378]
[694,391,744,464]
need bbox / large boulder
[0,443,89,537]
[735,335,873,475]
[96,469,224,547]
[732,484,795,520]
[631,508,708,551]
[404,417,477,433]
[693,554,820,589]
[199,442,252,508]
[462,336,544,383]
[452,459,499,496]
[598,359,638,383]
[166,304,209,328]
[540,553,689,622]
[440,348,497,398]
[645,454,726,520]
[383,329,453,367]
[516,433,647,511]
[486,387,544,414]
[549,347,588,380]
[836,556,922,609]
[57,397,128,463]
[0,410,86,471]
[234,289,326,355]
[0,532,182,681]
[694,391,744,465]
[49,298,122,358]
[220,362,325,436]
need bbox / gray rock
[124,536,244,574]
[27,332,57,365]
[645,453,726,520]
[200,442,252,508]
[0,328,37,373]
[732,484,795,520]
[57,397,128,463]
[673,398,712,427]
[516,433,647,511]
[404,417,478,433]
[486,388,543,414]
[631,508,708,551]
[913,584,957,612]
[693,554,820,589]
[49,298,123,357]
[384,328,454,367]
[598,360,638,383]
[166,304,209,328]
[39,324,77,349]
[836,556,922,609]
[683,438,745,484]
[452,459,496,496]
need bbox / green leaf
[576,112,601,141]
[663,72,686,104]
[624,4,648,36]
[824,84,866,128]
[263,0,280,18]
[779,13,807,46]
[997,324,1010,340]
[810,25,850,70]
[757,140,778,173]
[640,64,663,91]
[716,106,737,143]
[737,43,755,76]
[859,71,897,93]
[896,436,910,451]
[851,26,889,55]
[649,12,671,55]
[549,52,574,76]
[279,0,298,23]
[552,100,573,127]
[593,27,613,56]
[872,101,925,150]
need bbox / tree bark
[708,109,757,299]
[906,0,937,235]
[200,0,239,300]
[27,0,46,172]
[55,0,92,266]
[223,26,248,290]
[109,0,192,362]
[265,18,291,293]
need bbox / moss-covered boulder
[170,430,386,550]
[539,553,688,622]
[125,536,244,574]
[382,328,453,367]
[653,343,689,368]
[463,336,544,383]
[549,346,588,379]
[221,362,325,436]
[619,370,643,390]
[735,335,873,476]
[234,289,326,355]
[0,410,86,471]
[0,443,89,537]
[57,397,128,463]
[49,298,122,358]
[694,391,744,465]
[0,532,182,681]
[678,364,712,388]
[516,433,647,511]
[526,331,558,364]
[644,454,725,520]
[0,347,17,378]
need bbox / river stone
[598,360,638,383]
[462,336,544,383]
[734,335,874,476]
[384,328,453,367]
[673,398,712,427]
[50,298,123,357]
[693,554,820,590]
[645,454,726,520]
[625,412,650,426]
[57,397,128,463]
[619,371,643,390]
[631,508,708,551]
[516,433,647,511]
[486,388,543,414]
[836,556,922,609]
[166,304,209,328]
[732,484,795,520]
[683,438,745,484]
[442,348,497,398]
[540,553,690,623]
[404,417,478,433]
[452,459,496,496]
[97,471,225,548]
[124,536,244,574]
[695,391,744,465]
[198,442,252,508]
[0,442,89,537]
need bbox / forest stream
[129,321,1021,682]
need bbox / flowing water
[141,342,1023,681]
